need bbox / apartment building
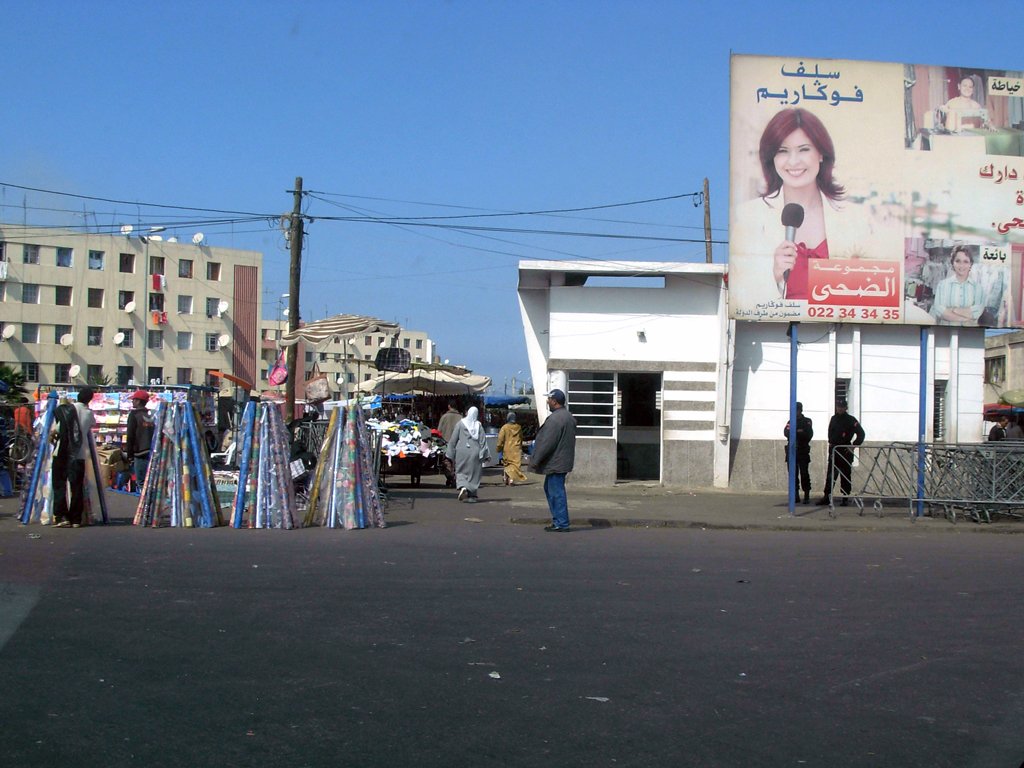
[0,225,262,389]
[258,320,436,398]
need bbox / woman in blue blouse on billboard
[931,246,984,325]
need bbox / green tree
[0,364,29,404]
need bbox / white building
[518,260,984,489]
[0,225,262,389]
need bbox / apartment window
[206,262,221,281]
[54,324,72,344]
[88,250,104,270]
[54,363,71,383]
[177,367,193,385]
[0,242,4,261]
[149,292,164,312]
[148,255,164,275]
[147,367,163,385]
[364,335,372,346]
[319,352,328,362]
[118,327,134,348]
[347,372,355,384]
[364,354,371,361]
[415,339,423,350]
[22,283,39,303]
[260,369,268,381]
[0,283,4,301]
[56,248,73,267]
[206,297,220,317]
[87,288,104,308]
[147,330,163,349]
[177,295,193,314]
[363,372,372,382]
[22,323,39,343]
[118,290,134,310]
[205,333,220,352]
[87,326,103,346]
[119,252,135,273]
[116,366,133,386]
[177,331,193,350]
[986,356,1006,385]
[55,285,73,306]
[86,365,103,383]
[23,244,40,264]
[934,380,948,442]
[305,351,314,363]
[568,371,615,437]
[178,259,193,278]
[22,362,38,381]
[377,336,385,346]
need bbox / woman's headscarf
[506,411,517,423]
[461,406,482,440]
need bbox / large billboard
[729,54,1024,326]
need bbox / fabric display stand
[19,391,109,526]
[133,401,222,528]
[231,400,298,529]
[368,417,446,467]
[304,403,385,529]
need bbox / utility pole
[703,177,712,264]
[285,177,304,418]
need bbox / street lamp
[136,227,165,386]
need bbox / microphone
[781,203,805,286]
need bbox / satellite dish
[69,364,81,378]
[282,308,289,317]
[217,299,229,315]
[336,376,345,386]
[167,236,178,243]
[124,300,137,313]
[60,333,74,347]
[217,333,231,348]
[149,235,163,242]
[120,224,134,236]
[113,331,126,345]
[192,232,205,245]
[2,325,15,339]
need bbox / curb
[508,516,1024,534]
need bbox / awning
[279,314,400,348]
[208,370,254,392]
[356,368,491,396]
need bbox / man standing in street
[531,389,576,532]
[783,401,813,505]
[52,388,95,527]
[820,398,865,507]
[126,390,154,491]
[989,415,1009,442]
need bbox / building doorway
[617,372,661,481]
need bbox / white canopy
[356,368,491,396]
[279,314,400,347]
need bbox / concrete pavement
[3,464,1022,533]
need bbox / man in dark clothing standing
[819,398,865,506]
[437,401,462,488]
[988,415,1009,442]
[531,389,576,532]
[125,390,154,491]
[784,401,813,504]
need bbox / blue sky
[0,1,1018,390]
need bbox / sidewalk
[382,467,1024,534]
[3,466,1021,534]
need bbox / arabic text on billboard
[729,55,1024,327]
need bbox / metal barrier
[834,442,1024,523]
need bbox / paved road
[1,484,1023,767]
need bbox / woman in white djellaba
[444,406,489,503]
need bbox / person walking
[496,411,529,486]
[819,398,865,507]
[445,406,488,503]
[783,401,813,504]
[125,390,154,491]
[531,389,576,532]
[437,401,462,488]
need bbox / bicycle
[1,425,32,464]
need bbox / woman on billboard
[931,245,985,325]
[760,108,845,300]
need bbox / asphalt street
[1,477,1023,767]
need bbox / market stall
[230,399,299,529]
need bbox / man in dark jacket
[820,398,865,506]
[125,390,154,490]
[531,389,576,532]
[783,401,813,504]
[988,415,1009,442]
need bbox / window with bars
[835,378,850,406]
[54,364,71,383]
[22,362,38,381]
[178,295,193,314]
[22,283,39,303]
[934,380,947,442]
[178,332,193,350]
[54,324,71,344]
[985,356,1005,384]
[567,371,616,437]
[23,244,39,264]
[118,290,134,310]
[87,326,103,346]
[179,259,193,278]
[118,328,134,348]
[147,330,163,349]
